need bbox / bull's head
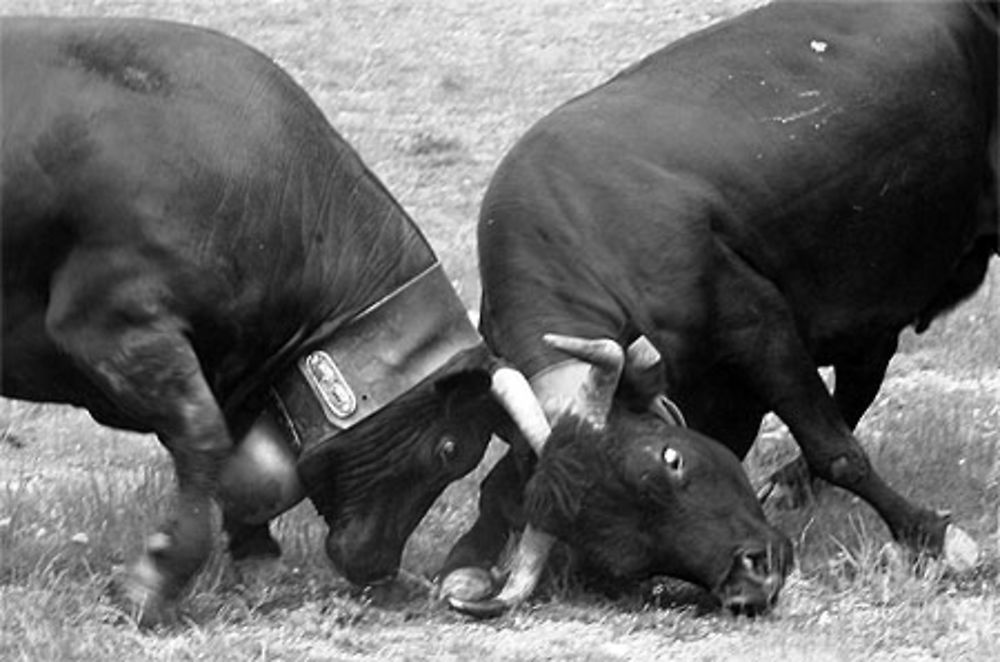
[299,350,550,586]
[265,265,553,587]
[447,334,792,617]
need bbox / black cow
[440,0,997,617]
[0,17,550,624]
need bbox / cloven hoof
[942,524,979,573]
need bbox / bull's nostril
[737,549,771,578]
[722,594,769,617]
[718,547,787,617]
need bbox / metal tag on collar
[299,350,357,420]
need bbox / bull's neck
[221,156,439,421]
[309,164,438,327]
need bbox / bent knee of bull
[219,410,304,523]
[826,451,871,486]
[805,441,871,488]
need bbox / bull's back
[617,1,996,314]
[2,16,332,253]
[481,1,996,357]
[0,17,431,422]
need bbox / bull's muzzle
[324,528,400,587]
[716,544,792,616]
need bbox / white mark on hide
[770,103,829,125]
[810,40,829,54]
[798,90,821,98]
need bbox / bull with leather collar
[1,17,547,625]
[440,0,996,617]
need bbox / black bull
[0,17,553,624]
[442,1,998,617]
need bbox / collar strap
[271,263,482,448]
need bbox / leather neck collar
[271,263,483,450]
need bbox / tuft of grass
[403,131,465,158]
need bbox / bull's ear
[431,345,498,399]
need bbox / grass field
[2,1,999,660]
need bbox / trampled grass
[1,0,999,660]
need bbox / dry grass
[2,0,999,660]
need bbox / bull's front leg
[763,335,899,509]
[46,257,235,625]
[60,332,226,624]
[716,252,977,569]
[753,342,956,556]
[437,449,532,603]
[219,408,305,562]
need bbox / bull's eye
[438,436,457,462]
[662,447,683,473]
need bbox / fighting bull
[440,0,997,617]
[0,17,550,624]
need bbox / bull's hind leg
[46,259,230,625]
[438,449,530,603]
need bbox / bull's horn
[756,479,776,504]
[491,367,551,455]
[542,334,624,425]
[447,524,556,618]
[625,335,661,371]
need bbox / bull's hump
[60,31,172,96]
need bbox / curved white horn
[446,524,556,618]
[491,367,551,455]
[542,334,624,425]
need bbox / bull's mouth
[324,525,404,587]
[713,548,788,616]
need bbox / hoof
[438,566,497,603]
[942,524,979,572]
[118,549,171,627]
[447,595,509,620]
